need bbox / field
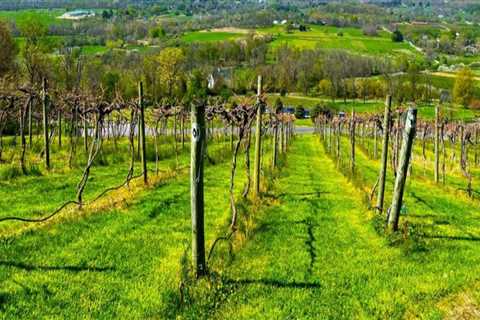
[181,31,245,43]
[263,25,415,55]
[3,128,480,318]
[0,9,69,26]
[3,3,480,318]
[180,24,416,57]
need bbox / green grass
[3,126,480,318]
[181,135,480,318]
[181,31,244,43]
[0,9,69,27]
[0,141,237,318]
[261,25,415,56]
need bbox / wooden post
[373,120,378,159]
[42,78,50,169]
[230,123,234,152]
[83,115,88,154]
[58,110,62,148]
[387,108,417,232]
[253,76,263,198]
[272,115,279,169]
[191,101,207,278]
[434,105,440,183]
[279,121,284,154]
[28,98,33,147]
[376,95,391,213]
[138,82,148,185]
[350,111,356,174]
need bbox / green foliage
[0,20,17,76]
[294,105,306,119]
[453,67,475,107]
[391,30,404,42]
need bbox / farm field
[2,133,480,318]
[180,24,416,56]
[3,0,480,318]
[0,9,69,26]
[181,30,245,43]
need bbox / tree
[0,20,17,77]
[20,18,49,86]
[274,97,283,113]
[318,79,334,101]
[295,106,306,119]
[157,48,186,97]
[391,30,404,42]
[453,67,475,107]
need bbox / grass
[0,128,277,318]
[2,126,480,317]
[181,31,244,43]
[0,9,70,27]
[180,24,416,57]
[180,135,480,318]
[261,25,415,56]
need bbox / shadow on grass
[0,260,116,272]
[223,277,321,289]
[419,234,480,242]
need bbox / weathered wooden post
[42,78,50,169]
[253,76,263,198]
[138,82,148,185]
[434,105,440,183]
[58,110,62,148]
[373,120,378,159]
[376,95,392,213]
[28,98,33,147]
[83,114,88,154]
[387,107,417,232]
[350,110,356,174]
[272,110,279,169]
[272,124,278,169]
[230,123,234,152]
[191,100,207,278]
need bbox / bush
[391,30,404,42]
[295,106,306,119]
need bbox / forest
[1,0,480,319]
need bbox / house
[59,10,95,20]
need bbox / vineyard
[0,74,480,318]
[2,0,480,317]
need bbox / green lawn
[181,31,244,43]
[188,135,480,318]
[0,9,69,26]
[261,25,415,56]
[2,131,480,318]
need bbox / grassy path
[211,135,480,319]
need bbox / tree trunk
[387,108,417,232]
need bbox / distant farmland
[182,24,416,56]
